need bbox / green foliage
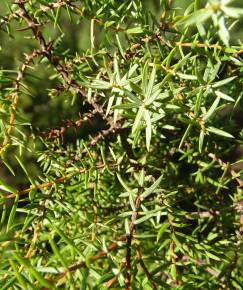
[0,0,243,289]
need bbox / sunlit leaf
[207,126,234,138]
[132,106,145,134]
[203,96,220,121]
[177,8,213,26]
[144,109,152,151]
[141,175,163,199]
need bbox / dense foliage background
[0,0,243,289]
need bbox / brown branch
[174,41,222,50]
[89,121,122,147]
[136,246,157,290]
[124,191,142,290]
[175,41,243,56]
[106,275,118,289]
[40,112,97,141]
[0,49,42,155]
[2,162,117,200]
[38,0,73,13]
[57,235,127,279]
[125,235,132,290]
